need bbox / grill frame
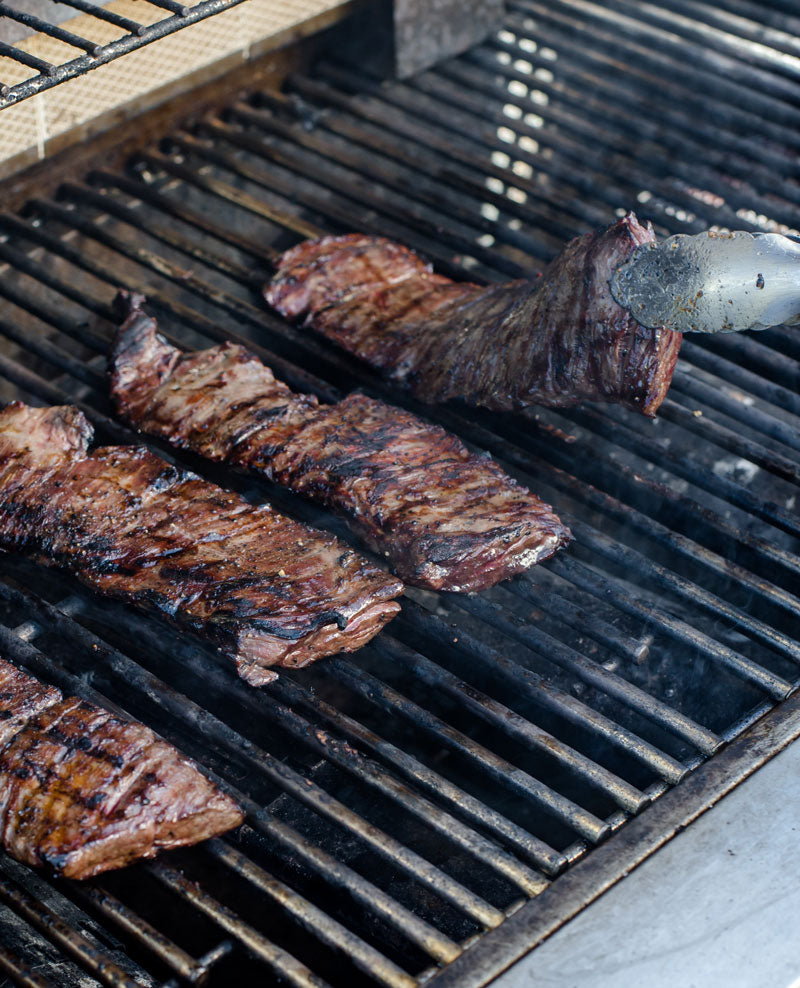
[426,692,800,987]
[1,2,800,983]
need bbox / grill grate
[1,1,800,984]
[0,0,246,107]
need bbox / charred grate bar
[0,0,800,984]
[0,0,245,106]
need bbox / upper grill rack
[1,0,800,985]
[0,0,245,107]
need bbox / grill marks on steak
[0,657,244,879]
[111,297,571,592]
[0,403,402,685]
[265,214,683,417]
[266,395,570,591]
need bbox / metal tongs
[610,230,800,334]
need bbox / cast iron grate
[0,0,799,984]
[0,0,246,107]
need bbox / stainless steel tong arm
[610,230,800,334]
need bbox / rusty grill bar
[0,0,800,984]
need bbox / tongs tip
[611,229,800,334]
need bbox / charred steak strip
[111,297,570,592]
[0,403,402,686]
[0,657,243,879]
[265,213,683,417]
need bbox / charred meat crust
[110,297,571,592]
[264,214,682,417]
[0,657,244,879]
[0,402,402,686]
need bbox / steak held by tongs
[265,213,682,416]
[0,657,243,879]
[111,294,571,592]
[0,403,402,685]
[267,212,800,417]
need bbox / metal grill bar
[504,1,800,150]
[371,644,647,814]
[514,0,800,102]
[228,97,553,264]
[598,0,800,78]
[0,4,101,55]
[439,591,737,746]
[0,313,104,389]
[62,182,257,284]
[139,147,326,243]
[393,600,707,769]
[241,812,461,966]
[316,61,751,237]
[569,521,800,669]
[436,51,798,235]
[0,0,247,108]
[667,375,800,456]
[164,129,503,282]
[49,0,143,34]
[497,401,800,583]
[333,651,607,847]
[0,39,54,75]
[146,863,331,988]
[72,883,226,984]
[0,946,55,988]
[267,674,562,869]
[202,840,418,988]
[151,621,552,892]
[199,117,531,279]
[91,167,268,260]
[695,333,800,397]
[249,697,552,893]
[0,870,141,988]
[549,554,790,695]
[464,37,797,192]
[284,72,645,238]
[576,406,800,538]
[504,444,800,622]
[143,0,191,17]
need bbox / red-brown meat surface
[0,403,402,685]
[0,657,244,879]
[265,214,682,417]
[110,298,571,591]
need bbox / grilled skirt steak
[0,403,402,685]
[265,213,682,417]
[0,657,243,879]
[111,295,571,592]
